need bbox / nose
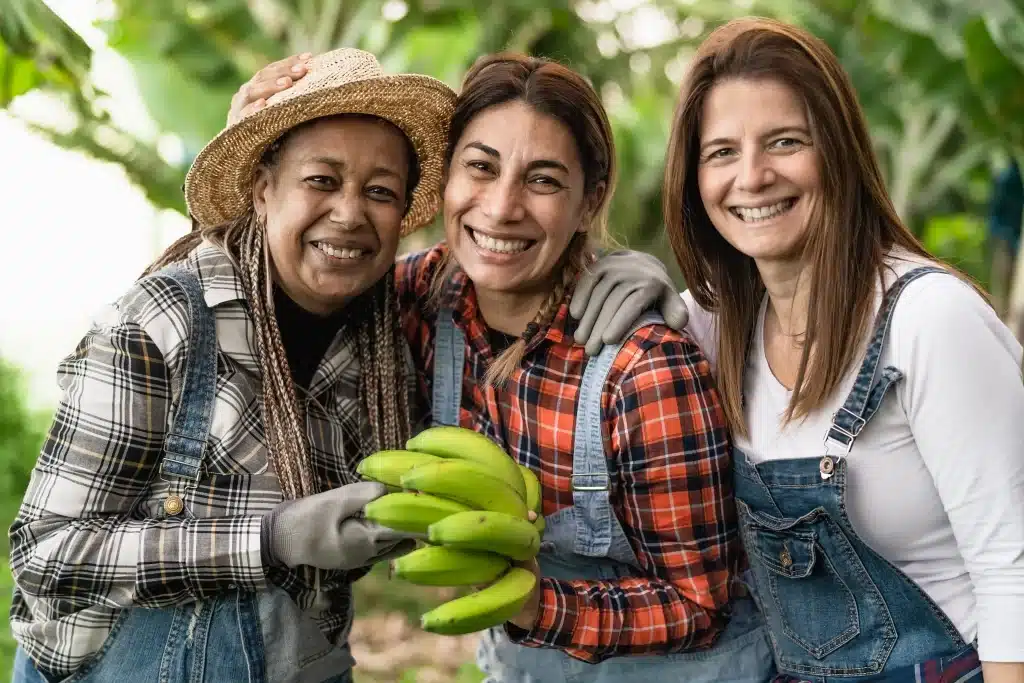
[735,149,775,193]
[480,176,525,224]
[328,186,369,230]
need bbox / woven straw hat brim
[184,74,455,235]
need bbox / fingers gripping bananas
[355,426,546,634]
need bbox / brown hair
[663,17,944,435]
[147,116,411,500]
[435,52,617,385]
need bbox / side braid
[484,233,589,386]
[356,267,410,455]
[238,217,317,500]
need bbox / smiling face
[253,115,411,315]
[443,100,597,299]
[696,77,821,268]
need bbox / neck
[757,257,811,337]
[474,287,550,337]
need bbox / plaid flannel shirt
[397,245,743,664]
[8,243,372,679]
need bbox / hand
[569,250,689,356]
[227,52,311,126]
[507,558,543,631]
[263,481,417,571]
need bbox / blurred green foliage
[2,0,1023,285]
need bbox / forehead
[699,78,808,137]
[279,116,410,166]
[458,101,581,169]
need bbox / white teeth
[470,229,530,254]
[315,242,365,259]
[733,200,794,222]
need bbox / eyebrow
[700,126,812,151]
[306,156,403,179]
[463,141,570,174]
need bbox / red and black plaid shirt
[397,245,743,663]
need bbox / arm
[509,330,737,662]
[8,317,266,613]
[894,276,1024,673]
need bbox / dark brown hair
[663,17,946,434]
[436,52,617,384]
[147,115,411,499]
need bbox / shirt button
[163,495,184,516]
[228,584,237,590]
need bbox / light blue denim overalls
[734,267,984,682]
[430,309,775,683]
[14,266,354,683]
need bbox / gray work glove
[569,250,690,356]
[261,481,417,571]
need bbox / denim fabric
[734,267,983,682]
[433,311,775,683]
[13,267,355,683]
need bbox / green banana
[401,460,528,519]
[421,567,537,635]
[393,545,509,586]
[427,510,540,561]
[407,426,527,502]
[363,491,472,535]
[517,464,546,534]
[356,450,442,489]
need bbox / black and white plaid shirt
[9,243,375,678]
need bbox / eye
[367,186,400,202]
[528,175,564,194]
[305,175,337,190]
[770,137,804,151]
[702,147,735,162]
[464,160,495,177]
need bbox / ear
[252,164,273,219]
[577,180,607,233]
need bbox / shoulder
[680,289,720,370]
[885,264,1022,370]
[396,243,448,293]
[605,321,717,396]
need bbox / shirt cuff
[185,515,268,597]
[504,578,581,648]
[977,594,1024,661]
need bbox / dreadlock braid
[356,266,410,454]
[237,216,318,500]
[483,233,589,386]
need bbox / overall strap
[571,311,664,557]
[825,266,947,454]
[431,309,464,426]
[147,265,219,482]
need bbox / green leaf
[962,16,1024,149]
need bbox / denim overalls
[14,266,354,683]
[430,309,775,683]
[734,267,984,682]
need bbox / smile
[730,198,797,223]
[313,241,368,260]
[467,227,534,255]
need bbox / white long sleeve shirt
[681,254,1024,661]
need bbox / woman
[587,17,1024,683]
[396,53,773,682]
[9,48,455,683]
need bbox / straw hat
[184,48,457,234]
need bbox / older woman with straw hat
[9,49,455,683]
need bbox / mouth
[311,240,372,261]
[466,226,536,255]
[729,198,798,223]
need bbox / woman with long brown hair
[583,16,1024,683]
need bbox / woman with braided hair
[9,49,453,683]
[229,51,772,682]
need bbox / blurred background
[0,0,1022,680]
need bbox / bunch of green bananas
[356,426,545,635]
